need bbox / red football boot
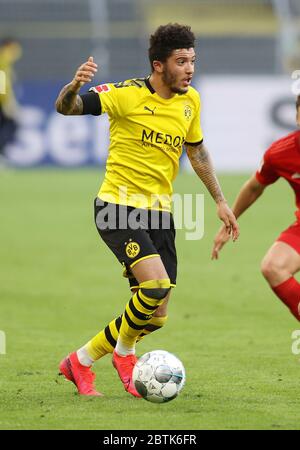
[59,351,103,396]
[112,351,141,398]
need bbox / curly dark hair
[0,37,19,48]
[148,23,195,71]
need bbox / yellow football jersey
[90,77,203,211]
[0,59,13,106]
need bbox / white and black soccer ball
[132,350,186,403]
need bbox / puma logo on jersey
[291,173,300,179]
[144,106,156,115]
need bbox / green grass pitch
[0,169,299,430]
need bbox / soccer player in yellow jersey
[0,38,22,157]
[55,24,239,397]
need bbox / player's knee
[154,302,168,316]
[140,278,171,300]
[141,286,171,300]
[261,257,283,280]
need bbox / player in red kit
[212,95,300,321]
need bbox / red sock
[272,277,300,321]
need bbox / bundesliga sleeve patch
[92,84,111,93]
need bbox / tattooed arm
[55,83,83,115]
[186,141,239,241]
[55,56,98,115]
[186,141,225,203]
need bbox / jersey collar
[145,76,155,94]
[145,75,188,100]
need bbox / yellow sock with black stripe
[115,278,170,355]
[86,315,122,360]
[85,314,168,361]
[136,315,168,343]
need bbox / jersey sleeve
[89,83,127,118]
[80,92,102,115]
[185,92,204,146]
[255,149,279,185]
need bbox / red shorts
[277,221,300,254]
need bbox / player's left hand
[211,224,231,260]
[216,200,239,243]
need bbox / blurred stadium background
[1,0,300,170]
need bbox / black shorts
[94,198,177,289]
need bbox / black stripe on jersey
[104,325,117,348]
[80,92,102,116]
[145,76,155,94]
[114,78,146,89]
[136,291,158,310]
[132,79,145,88]
[185,139,203,147]
[124,311,145,330]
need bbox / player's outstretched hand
[213,200,239,259]
[211,224,232,260]
[71,56,98,90]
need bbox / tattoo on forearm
[55,83,83,115]
[186,143,225,203]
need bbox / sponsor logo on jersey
[94,84,110,93]
[142,129,185,148]
[125,241,140,258]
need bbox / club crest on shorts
[125,241,140,258]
